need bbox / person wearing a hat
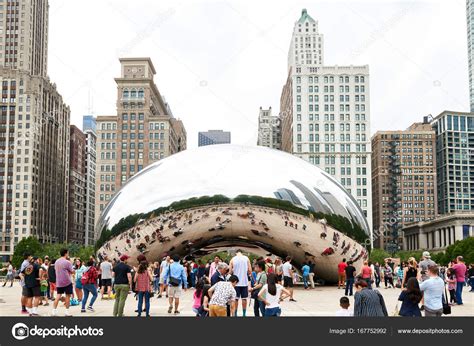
[419,251,436,282]
[112,254,132,317]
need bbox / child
[335,296,353,316]
[445,268,456,304]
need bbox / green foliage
[369,248,391,264]
[11,236,42,268]
[12,236,95,268]
[433,237,474,265]
[393,250,424,263]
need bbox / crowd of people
[2,248,473,318]
[335,251,473,317]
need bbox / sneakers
[50,309,58,317]
[65,311,72,317]
[87,306,95,312]
[21,309,28,314]
[81,309,86,313]
[168,306,173,313]
[289,298,297,302]
[174,310,180,314]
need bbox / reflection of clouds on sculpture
[96,145,370,282]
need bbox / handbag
[251,274,263,299]
[442,286,451,315]
[168,264,181,287]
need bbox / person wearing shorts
[282,256,296,302]
[52,249,75,317]
[21,257,41,316]
[162,255,187,314]
[229,250,252,316]
[100,257,113,299]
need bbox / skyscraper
[83,115,97,246]
[371,120,437,250]
[95,58,187,224]
[0,0,70,258]
[198,130,231,147]
[257,107,281,149]
[280,9,372,230]
[68,126,86,245]
[431,111,474,214]
[467,0,474,111]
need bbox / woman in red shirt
[134,261,153,317]
[359,261,373,289]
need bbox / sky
[47,0,469,148]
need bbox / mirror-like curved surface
[96,144,371,282]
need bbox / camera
[15,326,29,338]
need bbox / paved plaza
[1,283,472,317]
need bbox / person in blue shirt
[161,255,187,314]
[302,262,310,289]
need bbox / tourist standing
[99,256,113,299]
[250,261,267,317]
[229,250,252,316]
[2,260,14,287]
[452,256,467,305]
[81,259,99,312]
[374,262,381,288]
[208,275,239,317]
[158,256,170,298]
[52,249,75,317]
[48,259,56,301]
[445,268,457,304]
[162,254,187,314]
[74,259,86,303]
[134,261,153,317]
[468,263,474,292]
[211,262,228,285]
[21,256,41,316]
[257,273,290,317]
[112,254,132,317]
[344,260,356,296]
[419,265,444,317]
[353,280,388,316]
[383,262,395,288]
[302,262,310,289]
[282,256,296,302]
[337,258,347,289]
[401,258,418,288]
[419,251,436,282]
[152,261,160,294]
[308,261,315,289]
[359,261,373,289]
[19,253,31,314]
[208,255,221,281]
[274,258,283,284]
[398,277,422,317]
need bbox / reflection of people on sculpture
[321,247,335,256]
[320,232,327,240]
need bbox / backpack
[81,267,97,286]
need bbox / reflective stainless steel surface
[97,144,370,281]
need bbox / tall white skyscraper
[257,107,281,149]
[280,9,372,230]
[467,0,474,111]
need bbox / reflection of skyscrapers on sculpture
[96,145,370,282]
[279,9,372,232]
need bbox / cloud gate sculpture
[96,144,371,282]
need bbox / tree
[11,236,42,268]
[369,248,391,264]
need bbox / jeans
[364,278,372,289]
[375,275,380,288]
[137,291,150,316]
[190,272,195,288]
[345,278,354,296]
[253,298,265,317]
[113,284,129,317]
[303,275,309,289]
[153,278,160,292]
[264,307,281,317]
[468,277,474,291]
[82,284,98,310]
[456,281,464,305]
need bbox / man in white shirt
[229,250,251,316]
[282,256,296,302]
[99,257,113,299]
[335,296,353,316]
